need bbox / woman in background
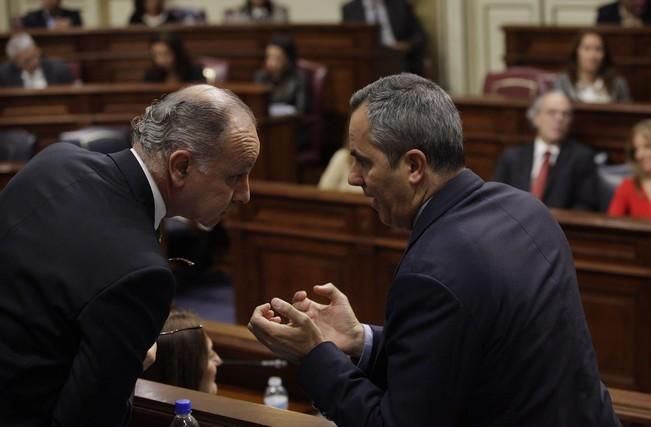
[608,119,651,218]
[553,31,631,103]
[254,34,309,115]
[224,0,289,24]
[144,32,205,83]
[129,0,179,27]
[142,310,222,394]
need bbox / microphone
[221,359,288,368]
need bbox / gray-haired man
[0,84,259,426]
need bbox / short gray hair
[350,73,464,173]
[132,84,255,173]
[6,33,36,59]
[526,90,571,125]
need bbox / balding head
[132,84,256,174]
[527,91,573,145]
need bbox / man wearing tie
[493,91,600,210]
[342,0,426,75]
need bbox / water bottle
[170,399,200,427]
[263,376,288,410]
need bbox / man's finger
[292,290,307,303]
[313,282,348,304]
[271,297,309,326]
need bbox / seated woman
[129,0,179,27]
[144,32,205,83]
[608,119,651,218]
[254,34,309,115]
[224,0,289,24]
[142,310,222,393]
[553,31,631,103]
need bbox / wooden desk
[203,321,651,426]
[0,24,397,116]
[503,25,651,102]
[455,96,651,180]
[132,379,332,427]
[224,181,651,393]
[0,83,299,183]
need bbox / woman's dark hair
[567,31,618,94]
[132,0,164,18]
[243,0,274,16]
[141,311,209,390]
[268,34,298,70]
[147,32,196,82]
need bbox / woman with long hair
[553,31,631,103]
[144,32,204,83]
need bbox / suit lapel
[518,143,535,191]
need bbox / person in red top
[608,118,651,218]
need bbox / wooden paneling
[455,96,651,180]
[0,83,301,183]
[224,181,651,393]
[504,25,651,102]
[0,24,397,115]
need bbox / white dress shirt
[130,148,166,230]
[361,0,397,46]
[21,68,47,89]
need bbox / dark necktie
[531,151,551,199]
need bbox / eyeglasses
[159,325,203,336]
[167,257,196,267]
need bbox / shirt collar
[534,137,561,164]
[130,148,166,229]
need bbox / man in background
[0,33,74,88]
[342,0,426,75]
[22,0,83,29]
[597,0,651,26]
[0,85,259,426]
[494,91,600,210]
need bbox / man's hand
[292,283,365,357]
[248,298,325,363]
[142,342,157,371]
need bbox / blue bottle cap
[175,399,192,415]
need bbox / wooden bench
[503,25,651,102]
[224,181,651,393]
[455,95,651,180]
[0,83,299,183]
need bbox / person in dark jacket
[144,32,205,83]
[21,0,82,29]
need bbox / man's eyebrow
[350,149,369,162]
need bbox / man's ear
[403,149,428,185]
[168,150,192,188]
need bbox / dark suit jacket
[21,7,82,28]
[596,1,651,24]
[0,58,75,87]
[342,0,426,75]
[298,170,618,427]
[0,144,175,426]
[493,140,600,210]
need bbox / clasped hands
[248,283,365,363]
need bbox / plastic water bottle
[263,376,288,410]
[170,399,200,427]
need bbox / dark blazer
[21,7,82,28]
[493,140,600,211]
[144,63,205,83]
[0,58,75,87]
[596,1,651,24]
[298,170,619,427]
[0,143,175,426]
[342,0,426,75]
[254,68,310,114]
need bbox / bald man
[494,91,600,211]
[0,85,259,426]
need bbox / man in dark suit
[342,0,426,75]
[249,74,619,426]
[494,91,600,211]
[0,32,74,87]
[21,0,82,29]
[0,85,260,426]
[597,0,651,26]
